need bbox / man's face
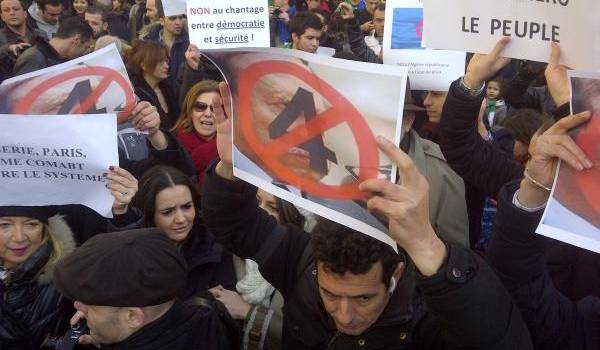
[40,3,62,25]
[0,0,27,28]
[317,261,391,336]
[423,91,447,123]
[292,27,321,54]
[161,14,185,36]
[74,302,132,344]
[145,0,158,22]
[306,0,320,10]
[84,13,106,37]
[373,9,385,37]
[366,0,379,13]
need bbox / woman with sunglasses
[172,80,220,189]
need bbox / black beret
[0,206,55,224]
[54,228,188,307]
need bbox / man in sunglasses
[144,0,189,94]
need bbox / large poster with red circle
[203,48,408,248]
[538,71,600,254]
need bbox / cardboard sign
[163,0,186,16]
[0,114,119,217]
[187,0,270,49]
[537,70,600,254]
[0,44,135,123]
[202,48,408,249]
[423,0,600,70]
[383,0,465,91]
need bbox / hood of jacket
[27,4,58,35]
[5,215,76,287]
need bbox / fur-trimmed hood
[37,215,77,285]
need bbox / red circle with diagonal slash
[13,66,135,123]
[575,115,600,215]
[416,19,423,39]
[237,60,380,200]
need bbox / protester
[70,0,89,17]
[357,0,379,33]
[201,82,533,349]
[126,40,180,129]
[12,15,93,75]
[84,5,107,38]
[143,1,189,93]
[128,165,236,298]
[111,0,129,14]
[482,78,514,130]
[269,0,291,47]
[27,0,63,39]
[53,228,231,349]
[172,80,220,190]
[487,112,600,350]
[287,11,323,53]
[0,207,75,349]
[209,188,306,350]
[0,0,47,79]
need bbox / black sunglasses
[193,102,214,112]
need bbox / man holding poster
[201,80,533,349]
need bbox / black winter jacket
[487,181,600,350]
[0,216,76,349]
[104,300,230,350]
[12,36,65,76]
[202,162,533,350]
[130,74,180,130]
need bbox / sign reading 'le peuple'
[423,0,600,70]
[187,0,270,49]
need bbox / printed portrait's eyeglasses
[193,102,214,112]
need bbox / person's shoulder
[417,134,447,162]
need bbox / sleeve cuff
[415,243,476,295]
[512,189,547,212]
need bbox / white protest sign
[187,0,270,49]
[202,48,408,249]
[423,0,600,70]
[0,114,119,217]
[537,70,600,254]
[162,0,186,16]
[383,0,465,91]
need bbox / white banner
[423,0,600,70]
[383,0,465,91]
[0,114,119,217]
[163,0,186,16]
[187,0,270,49]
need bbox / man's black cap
[54,228,188,307]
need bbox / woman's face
[73,0,88,15]
[191,91,219,139]
[0,217,44,269]
[257,189,281,223]
[146,59,169,81]
[153,185,196,242]
[112,0,122,11]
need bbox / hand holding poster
[423,0,600,70]
[203,48,408,248]
[537,70,600,254]
[187,0,270,49]
[383,0,466,91]
[0,114,119,217]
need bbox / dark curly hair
[312,217,402,288]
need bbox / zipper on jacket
[326,331,340,349]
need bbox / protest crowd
[0,0,599,349]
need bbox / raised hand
[545,42,570,106]
[106,166,138,215]
[464,37,512,89]
[359,137,446,276]
[214,82,234,179]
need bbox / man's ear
[159,17,165,27]
[71,33,82,45]
[291,32,299,44]
[124,307,145,329]
[389,262,405,294]
[103,22,108,31]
